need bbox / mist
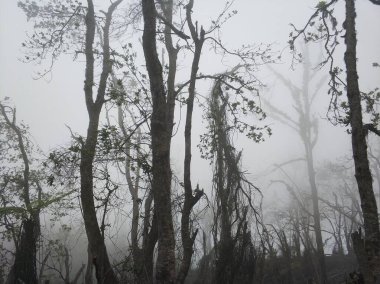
[0,0,379,283]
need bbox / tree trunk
[81,120,118,283]
[177,2,205,283]
[6,219,38,284]
[305,146,327,283]
[131,194,158,284]
[0,104,40,284]
[141,0,176,282]
[344,0,380,283]
[210,81,236,284]
[80,1,122,283]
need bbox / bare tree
[265,48,328,283]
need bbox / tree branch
[368,0,380,5]
[156,11,190,40]
[364,123,380,136]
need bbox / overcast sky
[1,0,379,206]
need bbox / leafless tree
[265,47,328,283]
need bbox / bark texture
[344,1,380,283]
[80,1,122,283]
[141,0,176,282]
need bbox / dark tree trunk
[80,1,122,283]
[141,211,158,284]
[141,0,176,282]
[344,0,380,283]
[132,194,158,284]
[6,219,38,284]
[177,1,205,283]
[81,113,118,284]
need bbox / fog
[0,0,380,283]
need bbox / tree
[177,1,206,282]
[17,1,272,282]
[344,1,380,282]
[199,79,263,284]
[141,0,178,281]
[17,0,126,281]
[0,100,82,284]
[289,0,380,282]
[107,73,158,283]
[79,1,123,283]
[0,101,40,284]
[265,48,328,283]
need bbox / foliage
[288,0,380,130]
